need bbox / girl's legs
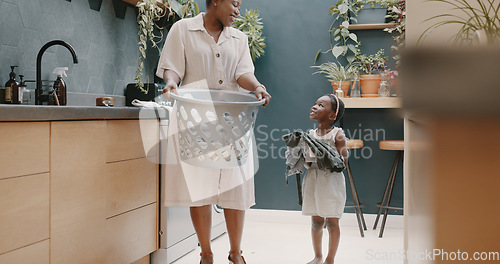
[307,216,325,264]
[324,218,340,264]
[224,208,246,264]
[190,205,213,264]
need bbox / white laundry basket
[171,89,264,168]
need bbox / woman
[156,0,271,263]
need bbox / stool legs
[373,150,403,238]
[346,161,367,237]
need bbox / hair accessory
[330,93,339,116]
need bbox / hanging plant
[232,9,266,61]
[135,0,199,93]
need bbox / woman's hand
[161,70,180,99]
[255,85,271,107]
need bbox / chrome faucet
[36,40,78,105]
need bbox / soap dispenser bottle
[4,66,19,104]
[52,67,68,106]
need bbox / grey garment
[282,131,345,183]
[284,141,307,184]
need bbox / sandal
[199,252,213,264]
[228,250,246,264]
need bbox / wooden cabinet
[50,121,108,264]
[0,122,50,180]
[105,119,159,263]
[0,122,50,262]
[0,119,158,264]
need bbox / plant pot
[331,81,352,98]
[355,5,390,24]
[359,74,381,97]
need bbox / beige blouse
[156,13,254,91]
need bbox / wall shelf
[341,23,399,30]
[342,97,401,108]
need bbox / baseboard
[246,209,404,229]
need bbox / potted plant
[314,0,364,64]
[312,62,358,97]
[354,48,388,97]
[418,0,500,45]
[135,0,199,93]
[232,9,267,61]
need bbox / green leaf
[347,55,356,64]
[338,3,349,14]
[332,46,344,58]
[314,49,321,63]
[349,33,358,42]
[347,44,357,53]
[194,1,200,14]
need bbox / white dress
[302,128,347,218]
[156,13,256,210]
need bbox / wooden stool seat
[346,139,363,149]
[379,140,404,151]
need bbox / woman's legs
[191,205,213,264]
[324,218,340,264]
[224,208,246,264]
[307,216,325,264]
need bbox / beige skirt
[162,105,256,210]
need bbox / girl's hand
[162,79,178,100]
[255,85,271,107]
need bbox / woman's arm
[335,130,349,165]
[237,73,271,107]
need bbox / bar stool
[373,140,404,238]
[345,139,367,237]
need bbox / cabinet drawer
[106,203,157,264]
[106,158,157,218]
[0,122,49,179]
[106,120,158,162]
[0,173,49,255]
[0,239,49,264]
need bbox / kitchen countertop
[0,105,168,121]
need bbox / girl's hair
[207,0,212,6]
[326,94,345,127]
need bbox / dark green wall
[237,0,404,214]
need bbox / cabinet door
[50,121,107,264]
[106,157,157,218]
[106,119,158,163]
[0,122,49,179]
[0,173,49,255]
[106,203,157,264]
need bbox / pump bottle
[52,67,68,106]
[4,66,19,104]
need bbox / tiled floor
[172,209,404,264]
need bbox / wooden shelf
[342,97,401,108]
[340,23,399,30]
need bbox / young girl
[304,94,348,264]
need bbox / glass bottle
[350,77,361,98]
[378,72,390,97]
